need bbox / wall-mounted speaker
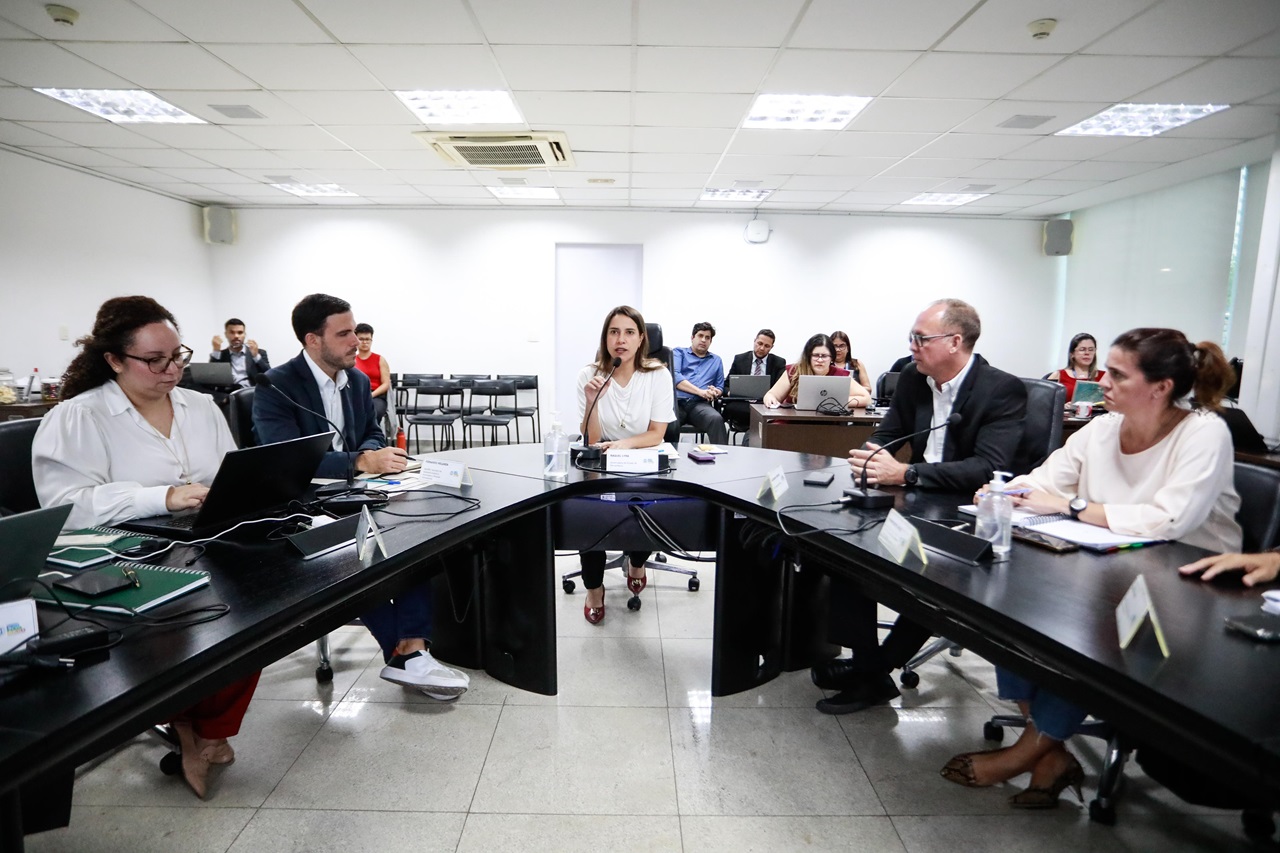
[1043,219,1072,256]
[203,206,236,245]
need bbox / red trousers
[168,671,261,740]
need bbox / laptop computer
[117,432,333,541]
[1071,380,1105,405]
[724,374,771,400]
[188,362,235,386]
[795,374,851,410]
[0,504,73,601]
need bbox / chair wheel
[627,595,642,611]
[1088,799,1116,825]
[899,669,920,689]
[688,577,700,592]
[1242,809,1276,841]
[562,579,576,594]
[983,722,1005,742]
[159,751,182,776]
[656,553,668,563]
[315,665,334,683]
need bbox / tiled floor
[28,555,1267,852]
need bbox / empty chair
[0,418,40,514]
[404,379,462,453]
[461,379,517,447]
[494,374,541,443]
[397,373,444,414]
[446,374,490,417]
[874,371,900,403]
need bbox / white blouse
[33,382,238,530]
[576,362,675,443]
[1009,408,1242,552]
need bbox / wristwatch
[903,465,919,486]
[1068,496,1088,520]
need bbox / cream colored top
[1009,408,1242,552]
[576,363,674,442]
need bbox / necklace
[139,397,194,484]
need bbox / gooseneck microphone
[253,374,357,498]
[577,356,623,461]
[844,412,963,509]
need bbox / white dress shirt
[303,351,347,450]
[923,354,975,464]
[32,381,237,530]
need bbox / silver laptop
[795,375,851,410]
[188,362,235,386]
[0,504,73,601]
[725,374,771,400]
[1071,380,1104,405]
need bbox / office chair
[227,387,257,449]
[404,379,462,453]
[494,374,541,443]
[874,371,900,404]
[461,379,517,447]
[0,418,41,514]
[648,322,709,445]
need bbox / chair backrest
[1234,462,1280,551]
[875,371,900,401]
[450,374,490,385]
[401,373,443,386]
[1012,377,1065,476]
[497,374,538,390]
[645,323,684,443]
[229,386,257,449]
[466,379,516,415]
[0,418,40,514]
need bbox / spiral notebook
[47,526,152,569]
[34,562,210,615]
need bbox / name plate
[606,449,660,473]
[756,465,790,500]
[879,509,928,565]
[1116,574,1169,657]
[355,506,390,567]
[415,458,473,489]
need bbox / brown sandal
[1008,756,1085,809]
[939,750,1001,787]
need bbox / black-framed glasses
[121,345,193,374]
[908,332,954,348]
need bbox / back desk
[2,445,1278,849]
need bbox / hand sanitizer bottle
[543,414,569,478]
[975,470,1013,558]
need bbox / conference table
[748,403,883,457]
[2,445,1278,850]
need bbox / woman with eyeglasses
[1045,332,1104,403]
[763,333,873,409]
[830,330,872,390]
[33,295,254,800]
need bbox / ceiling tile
[967,159,1075,179]
[914,133,1035,159]
[492,45,631,92]
[938,0,1153,54]
[186,148,299,169]
[322,125,425,150]
[127,124,261,149]
[0,20,32,39]
[554,125,633,151]
[0,41,133,88]
[727,129,837,156]
[0,1,183,41]
[472,0,632,45]
[782,174,867,192]
[400,171,483,186]
[949,207,1021,215]
[714,153,812,174]
[23,146,134,168]
[633,93,751,128]
[363,149,445,170]
[572,152,631,171]
[854,176,945,193]
[967,193,1057,205]
[1160,105,1280,138]
[798,156,899,176]
[17,120,165,148]
[82,165,172,182]
[556,187,631,200]
[273,90,416,125]
[846,98,990,133]
[518,91,631,126]
[226,125,348,149]
[352,185,426,198]
[63,42,257,89]
[881,157,988,177]
[155,166,251,183]
[792,0,976,50]
[635,47,775,93]
[203,45,381,90]
[1249,89,1280,106]
[284,150,381,170]
[346,44,506,90]
[884,53,1062,99]
[1008,55,1202,102]
[633,126,736,154]
[1232,29,1280,57]
[632,188,701,200]
[1086,0,1280,56]
[999,135,1134,160]
[1046,160,1162,181]
[212,182,297,197]
[313,169,404,185]
[928,177,1026,193]
[629,173,707,189]
[551,173,631,188]
[639,0,806,47]
[767,189,846,203]
[835,190,933,205]
[824,203,893,212]
[150,89,315,124]
[821,131,935,157]
[951,100,1114,135]
[300,0,481,44]
[106,147,221,168]
[763,49,921,97]
[1012,179,1108,195]
[632,152,721,173]
[131,0,331,43]
[1133,58,1280,105]
[0,119,72,146]
[1102,137,1237,162]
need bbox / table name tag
[878,509,928,565]
[757,465,790,500]
[356,506,389,566]
[1116,574,1170,657]
[416,458,473,489]
[607,449,660,473]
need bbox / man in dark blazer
[210,318,270,388]
[253,293,469,700]
[815,298,1026,714]
[723,329,787,438]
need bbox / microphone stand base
[315,481,354,498]
[324,494,389,514]
[842,488,896,509]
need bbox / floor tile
[1109,810,1268,852]
[470,706,677,815]
[663,638,824,708]
[456,813,683,852]
[680,815,907,852]
[522,635,669,707]
[653,582,716,640]
[25,806,255,853]
[892,813,1129,853]
[253,629,380,703]
[228,809,465,853]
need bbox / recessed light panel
[33,88,205,124]
[902,193,989,206]
[1056,103,1229,137]
[701,188,774,201]
[395,90,522,125]
[488,186,560,199]
[744,94,871,131]
[270,183,358,197]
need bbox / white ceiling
[0,0,1277,216]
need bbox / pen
[1104,542,1150,553]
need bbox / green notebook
[46,527,154,569]
[35,562,210,616]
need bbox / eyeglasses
[121,345,193,374]
[908,332,954,348]
[811,353,832,360]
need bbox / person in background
[762,333,871,409]
[353,322,392,424]
[671,321,727,445]
[1044,332,1103,403]
[830,330,872,390]
[1180,550,1280,586]
[729,329,786,385]
[33,296,255,800]
[576,305,675,624]
[210,318,269,389]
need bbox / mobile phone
[803,471,835,486]
[687,450,715,463]
[1224,614,1280,643]
[1010,526,1080,553]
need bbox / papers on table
[958,505,1161,551]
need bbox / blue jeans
[361,582,434,663]
[995,666,1087,742]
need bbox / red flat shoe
[626,568,648,595]
[584,602,606,624]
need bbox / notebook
[188,362,235,386]
[1071,380,1105,405]
[724,374,771,400]
[795,374,851,411]
[0,504,73,601]
[958,504,1160,552]
[47,526,152,569]
[117,432,332,541]
[34,562,209,615]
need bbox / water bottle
[543,415,569,478]
[975,470,1013,558]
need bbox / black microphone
[253,374,356,498]
[577,356,623,461]
[844,412,963,509]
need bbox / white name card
[415,458,473,489]
[1116,574,1170,657]
[878,509,928,565]
[756,465,790,501]
[606,449,660,473]
[356,506,389,567]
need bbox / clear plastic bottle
[975,470,1014,558]
[543,414,569,478]
[26,367,39,403]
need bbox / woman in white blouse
[574,305,675,624]
[942,328,1240,808]
[33,296,255,801]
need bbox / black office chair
[494,374,541,443]
[874,371,900,404]
[461,379,517,447]
[228,387,256,449]
[404,379,462,452]
[0,418,40,514]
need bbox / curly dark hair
[60,296,179,400]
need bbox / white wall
[0,149,215,380]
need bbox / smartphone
[803,471,835,486]
[687,450,715,464]
[1224,614,1280,643]
[1010,526,1080,553]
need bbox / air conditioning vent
[413,131,575,170]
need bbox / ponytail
[1191,341,1233,410]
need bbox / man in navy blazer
[253,293,469,700]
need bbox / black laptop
[0,504,73,600]
[117,433,333,541]
[724,374,771,401]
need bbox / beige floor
[27,553,1261,853]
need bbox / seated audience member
[576,305,675,623]
[830,330,872,389]
[1181,550,1280,586]
[672,321,728,444]
[253,293,469,699]
[943,328,1240,808]
[814,299,1026,715]
[889,353,914,373]
[1045,332,1103,407]
[763,333,872,409]
[353,322,392,424]
[211,317,269,388]
[729,329,786,384]
[1212,405,1269,453]
[33,296,256,799]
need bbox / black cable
[572,456,670,477]
[774,499,885,539]
[815,396,850,416]
[373,492,482,521]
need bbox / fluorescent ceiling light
[270,183,357,197]
[1056,103,1229,137]
[701,188,774,202]
[33,88,205,124]
[396,90,522,125]
[488,186,559,200]
[902,193,989,206]
[744,94,872,131]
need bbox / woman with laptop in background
[830,330,873,390]
[762,333,872,409]
[32,296,257,801]
[943,328,1239,809]
[1045,332,1105,406]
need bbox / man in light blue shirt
[672,321,728,444]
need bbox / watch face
[1070,497,1087,513]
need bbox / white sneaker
[379,649,469,699]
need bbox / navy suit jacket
[253,352,386,479]
[211,346,270,384]
[869,355,1026,493]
